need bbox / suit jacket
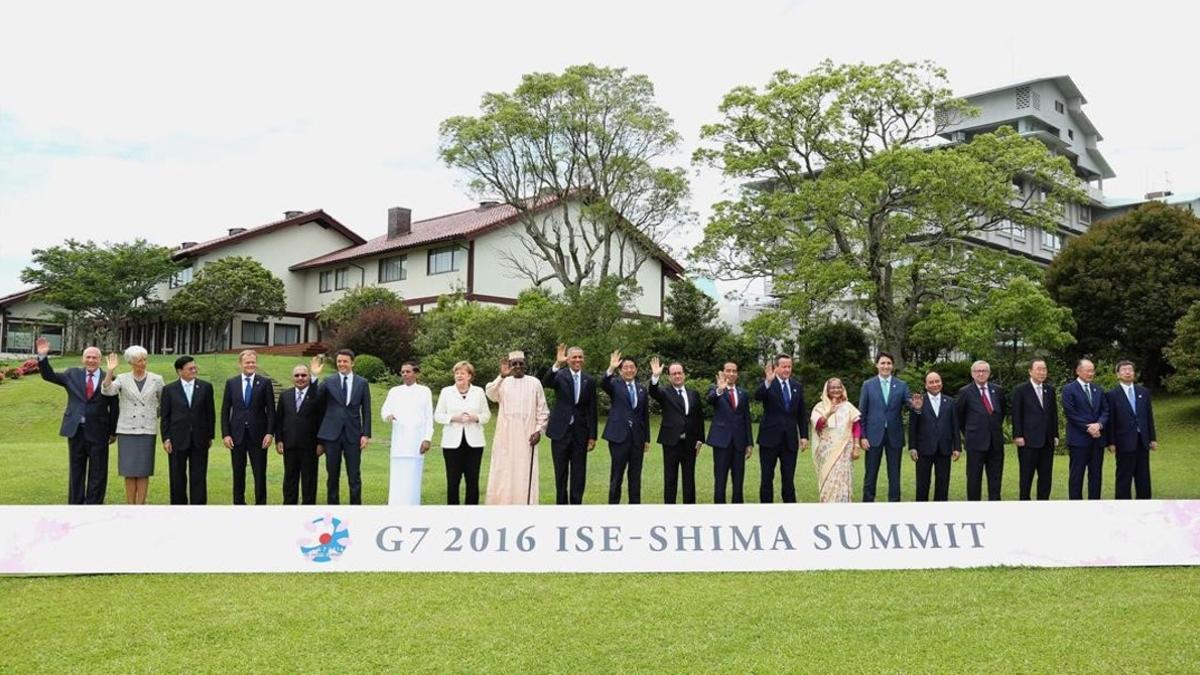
[955,382,1006,453]
[909,393,960,456]
[1010,381,1058,449]
[648,378,705,447]
[273,383,326,451]
[103,371,166,436]
[858,376,910,448]
[1106,385,1156,453]
[317,372,372,442]
[1060,379,1109,447]
[601,373,649,446]
[37,357,118,442]
[221,374,276,446]
[754,377,808,451]
[541,367,598,441]
[705,384,753,450]
[160,378,216,450]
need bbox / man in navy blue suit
[706,361,754,504]
[908,371,960,501]
[1010,358,1059,500]
[1106,360,1158,499]
[317,349,373,505]
[1060,358,1109,500]
[601,350,650,504]
[858,352,911,502]
[754,354,807,503]
[542,344,598,504]
[954,360,1007,501]
[221,349,276,505]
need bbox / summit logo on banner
[2,501,1199,575]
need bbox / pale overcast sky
[2,0,1196,297]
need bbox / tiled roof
[0,286,41,306]
[175,209,366,260]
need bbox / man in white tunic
[381,362,433,506]
[485,351,550,505]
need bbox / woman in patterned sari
[810,378,863,502]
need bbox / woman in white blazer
[434,361,491,504]
[101,345,165,504]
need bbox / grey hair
[970,360,991,372]
[124,345,149,363]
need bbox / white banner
[2,501,1199,574]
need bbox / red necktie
[85,372,95,400]
[728,388,737,409]
[980,386,993,414]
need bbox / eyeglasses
[293,374,309,378]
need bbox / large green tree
[439,64,691,289]
[20,239,179,349]
[167,256,286,351]
[1166,301,1200,394]
[1046,203,1200,388]
[691,60,1081,366]
[318,286,405,335]
[960,276,1076,383]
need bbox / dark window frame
[241,320,269,346]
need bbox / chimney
[478,199,500,209]
[228,227,247,236]
[284,210,304,219]
[388,207,412,239]
[179,241,198,250]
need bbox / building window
[1079,205,1091,225]
[379,255,407,283]
[274,323,300,346]
[1011,223,1026,241]
[1015,86,1031,109]
[241,321,269,346]
[1,321,60,353]
[334,267,350,290]
[1067,129,1075,141]
[319,271,333,293]
[1054,100,1065,114]
[427,245,465,275]
[170,266,193,289]
[1031,91,1041,110]
[1042,231,1063,253]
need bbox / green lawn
[1,353,1198,673]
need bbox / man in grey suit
[35,336,118,504]
[317,349,372,505]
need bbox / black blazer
[317,372,372,442]
[541,367,598,441]
[274,383,326,451]
[221,374,276,446]
[1010,381,1058,449]
[955,382,1006,453]
[706,385,754,450]
[909,393,960,456]
[754,377,808,450]
[648,379,705,447]
[38,357,117,443]
[601,373,649,446]
[160,378,216,449]
[1105,385,1156,453]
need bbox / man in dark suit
[220,349,276,505]
[601,351,650,504]
[1060,358,1109,500]
[754,354,808,503]
[35,336,118,504]
[648,357,706,504]
[1106,360,1158,500]
[160,355,216,504]
[908,371,960,501]
[542,344,598,504]
[706,361,754,504]
[858,352,912,502]
[1010,358,1059,500]
[317,349,372,505]
[274,358,327,505]
[954,360,1007,501]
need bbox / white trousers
[388,456,424,506]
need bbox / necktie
[243,377,252,406]
[297,389,305,412]
[1084,384,1093,407]
[1035,385,1043,408]
[573,372,580,405]
[627,382,637,409]
[342,376,350,404]
[781,379,791,408]
[1127,386,1135,413]
[85,371,95,400]
[980,386,994,414]
[881,377,890,402]
[185,382,193,406]
[728,388,737,410]
[675,387,686,415]
[930,396,939,417]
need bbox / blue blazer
[858,376,910,448]
[1061,379,1109,448]
[754,377,807,450]
[221,374,276,446]
[600,373,649,446]
[1105,385,1156,453]
[705,385,753,450]
[317,373,372,443]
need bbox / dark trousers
[863,444,902,502]
[67,431,109,505]
[712,445,745,504]
[608,440,644,504]
[551,423,589,505]
[1067,443,1104,500]
[231,442,268,505]
[966,446,1004,501]
[282,446,319,505]
[1017,445,1054,500]
[1115,444,1152,500]
[324,438,363,505]
[915,453,951,502]
[662,438,697,504]
[759,444,799,503]
[444,439,484,505]
[168,444,208,505]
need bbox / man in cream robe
[485,351,549,505]
[381,363,433,506]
